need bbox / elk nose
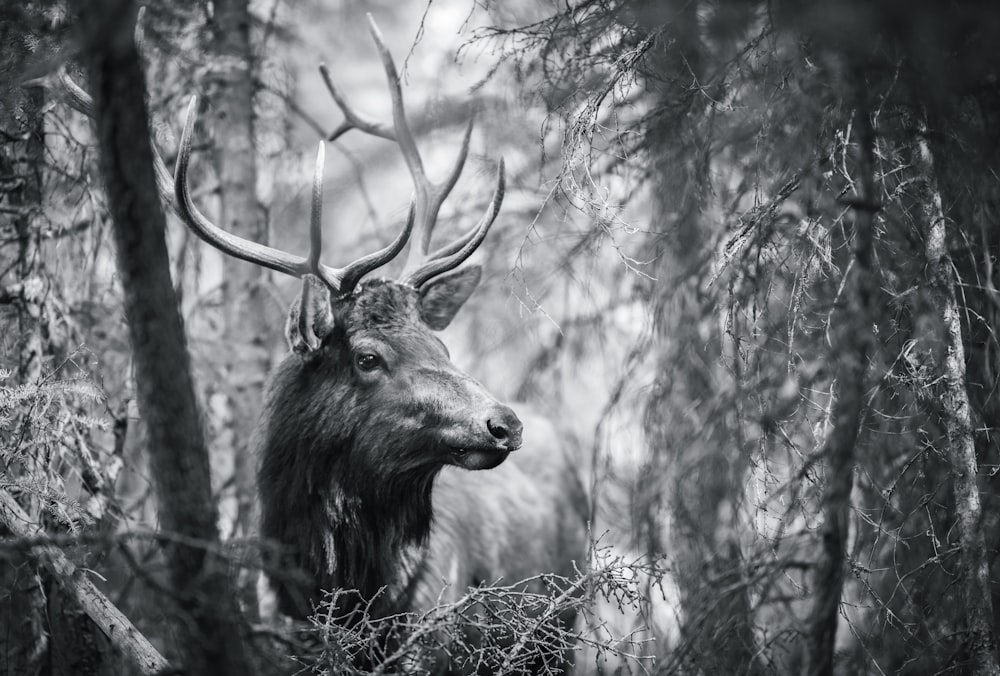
[486,406,523,449]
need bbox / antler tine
[178,97,411,295]
[413,117,473,255]
[404,158,505,288]
[321,15,480,285]
[308,141,338,288]
[175,96,312,278]
[307,139,416,294]
[319,64,395,143]
[365,14,427,186]
[424,214,479,262]
[339,199,416,293]
[309,141,324,274]
[363,14,475,276]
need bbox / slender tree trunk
[912,116,1000,676]
[205,0,271,620]
[803,80,876,676]
[72,2,254,673]
[206,0,270,552]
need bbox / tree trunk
[72,1,254,673]
[912,116,1000,676]
[205,0,272,619]
[206,0,270,550]
[803,78,876,676]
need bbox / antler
[174,96,413,295]
[322,13,505,289]
[29,42,413,298]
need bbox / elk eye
[354,352,381,372]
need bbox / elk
[170,16,587,673]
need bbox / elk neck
[256,282,452,617]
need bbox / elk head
[169,21,521,616]
[172,80,517,471]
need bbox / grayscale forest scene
[1,1,999,674]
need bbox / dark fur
[256,277,587,669]
[260,282,435,614]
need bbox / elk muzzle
[485,404,523,450]
[444,402,522,471]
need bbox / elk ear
[418,265,482,330]
[285,275,336,353]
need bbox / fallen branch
[0,488,170,675]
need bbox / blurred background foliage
[1,0,999,674]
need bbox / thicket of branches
[472,0,1000,674]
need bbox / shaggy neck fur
[257,282,443,619]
